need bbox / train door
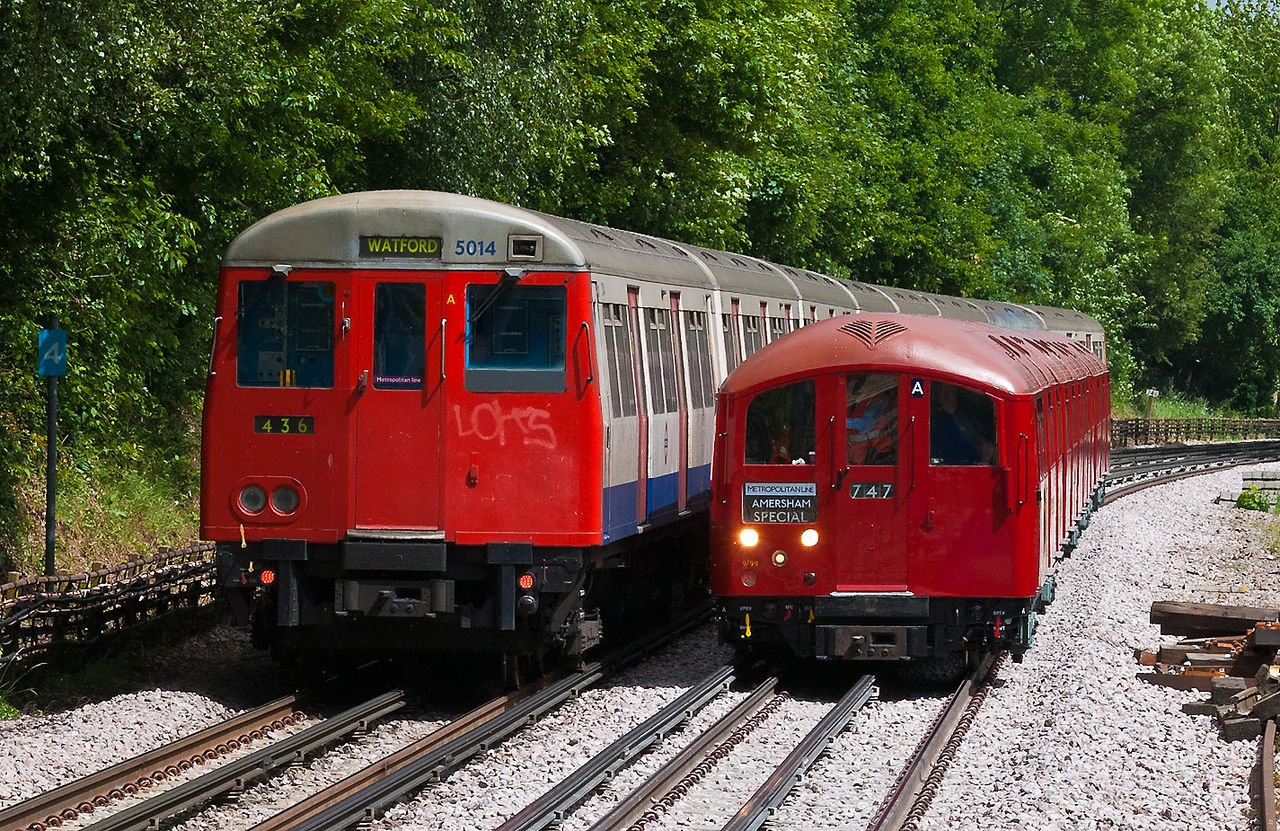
[910,379,1004,596]
[832,372,909,590]
[352,275,445,529]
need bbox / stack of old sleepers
[1137,600,1280,740]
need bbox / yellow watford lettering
[359,235,443,259]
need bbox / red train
[200,190,1106,680]
[710,314,1109,672]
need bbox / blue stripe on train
[602,464,712,543]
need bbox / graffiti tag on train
[452,402,557,449]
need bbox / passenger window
[929,382,996,466]
[744,381,815,465]
[236,279,335,388]
[846,373,898,465]
[465,284,566,392]
[373,283,425,390]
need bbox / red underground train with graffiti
[710,314,1109,674]
[200,190,1107,681]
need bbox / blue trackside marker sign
[38,329,67,377]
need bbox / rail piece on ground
[0,695,303,831]
[864,654,1002,831]
[1260,718,1277,831]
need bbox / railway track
[1103,440,1280,503]
[0,695,306,831]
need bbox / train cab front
[202,219,602,672]
[711,369,1037,668]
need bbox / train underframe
[719,575,1056,669]
[216,518,707,683]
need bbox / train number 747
[849,482,894,499]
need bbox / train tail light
[258,567,277,586]
[516,571,538,616]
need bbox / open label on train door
[742,482,817,524]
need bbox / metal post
[45,315,57,576]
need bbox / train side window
[236,279,335,388]
[465,284,566,392]
[744,380,816,465]
[846,373,898,465]
[929,382,996,466]
[683,310,713,409]
[722,308,741,372]
[373,283,425,390]
[645,307,679,414]
[602,303,636,417]
[742,315,764,356]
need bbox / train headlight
[771,550,787,567]
[239,485,267,514]
[271,485,300,515]
[739,528,760,547]
[800,529,819,547]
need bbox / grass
[9,455,198,579]
[1112,389,1248,420]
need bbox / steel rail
[0,695,303,831]
[77,690,405,831]
[721,674,876,831]
[282,611,713,831]
[863,655,1001,831]
[247,691,519,831]
[496,664,737,831]
[287,665,608,831]
[586,677,779,831]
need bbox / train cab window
[846,373,898,465]
[236,279,335,388]
[744,380,815,465]
[465,284,566,392]
[373,283,426,389]
[929,382,996,466]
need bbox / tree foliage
[0,0,1273,562]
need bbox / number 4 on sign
[38,329,68,377]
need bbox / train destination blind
[743,482,817,523]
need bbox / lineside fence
[1110,418,1280,447]
[0,543,216,667]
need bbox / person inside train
[846,374,897,465]
[930,382,996,465]
[745,381,815,464]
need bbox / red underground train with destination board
[710,313,1109,674]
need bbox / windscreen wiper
[468,267,525,325]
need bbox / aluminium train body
[710,314,1110,668]
[200,190,1107,675]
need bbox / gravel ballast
[0,464,1276,830]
